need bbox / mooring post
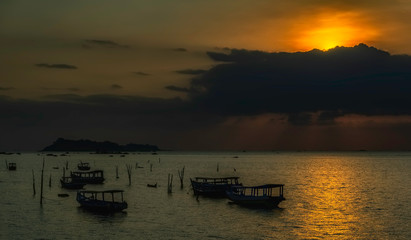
[126,164,132,185]
[32,169,36,195]
[168,174,173,194]
[40,158,45,205]
[178,166,185,189]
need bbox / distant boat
[226,184,285,208]
[147,183,157,188]
[60,177,86,189]
[77,162,91,171]
[71,170,105,184]
[8,162,16,171]
[190,177,241,197]
[76,190,128,212]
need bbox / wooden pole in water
[168,174,173,194]
[150,163,153,172]
[49,173,51,188]
[40,158,45,205]
[178,166,185,189]
[32,169,36,195]
[126,164,132,185]
[116,165,119,179]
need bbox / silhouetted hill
[42,138,159,153]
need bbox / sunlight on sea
[0,152,410,239]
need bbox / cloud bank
[2,44,411,151]
[35,63,78,69]
[186,44,411,123]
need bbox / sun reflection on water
[293,156,363,238]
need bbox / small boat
[147,183,157,188]
[76,190,128,212]
[226,184,285,208]
[60,177,86,189]
[8,162,16,171]
[190,177,241,197]
[77,162,91,171]
[71,170,105,184]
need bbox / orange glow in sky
[291,11,380,51]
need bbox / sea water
[0,151,410,239]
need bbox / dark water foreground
[1,152,410,239]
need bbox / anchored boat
[60,177,86,189]
[190,177,241,197]
[77,162,91,171]
[226,184,285,208]
[71,170,105,184]
[8,162,16,171]
[76,190,128,212]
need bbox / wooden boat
[71,170,105,184]
[190,177,241,197]
[60,177,86,189]
[8,162,16,171]
[147,183,157,188]
[77,162,91,171]
[226,184,285,208]
[76,190,128,212]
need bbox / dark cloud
[83,39,130,49]
[287,112,313,126]
[35,63,78,69]
[67,87,80,92]
[132,71,150,76]
[41,87,81,92]
[165,85,191,93]
[0,87,14,91]
[187,44,411,124]
[111,84,123,90]
[175,69,207,75]
[172,48,187,52]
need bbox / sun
[292,11,379,51]
[303,25,354,50]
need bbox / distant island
[42,138,160,153]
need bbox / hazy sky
[1,0,411,151]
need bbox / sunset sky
[1,0,411,151]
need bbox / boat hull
[226,192,285,208]
[76,192,127,212]
[191,179,241,197]
[60,179,86,189]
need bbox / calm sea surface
[1,152,410,239]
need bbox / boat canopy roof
[194,177,239,180]
[232,184,284,189]
[78,190,124,194]
[71,170,103,174]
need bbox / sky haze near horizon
[1,1,411,151]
